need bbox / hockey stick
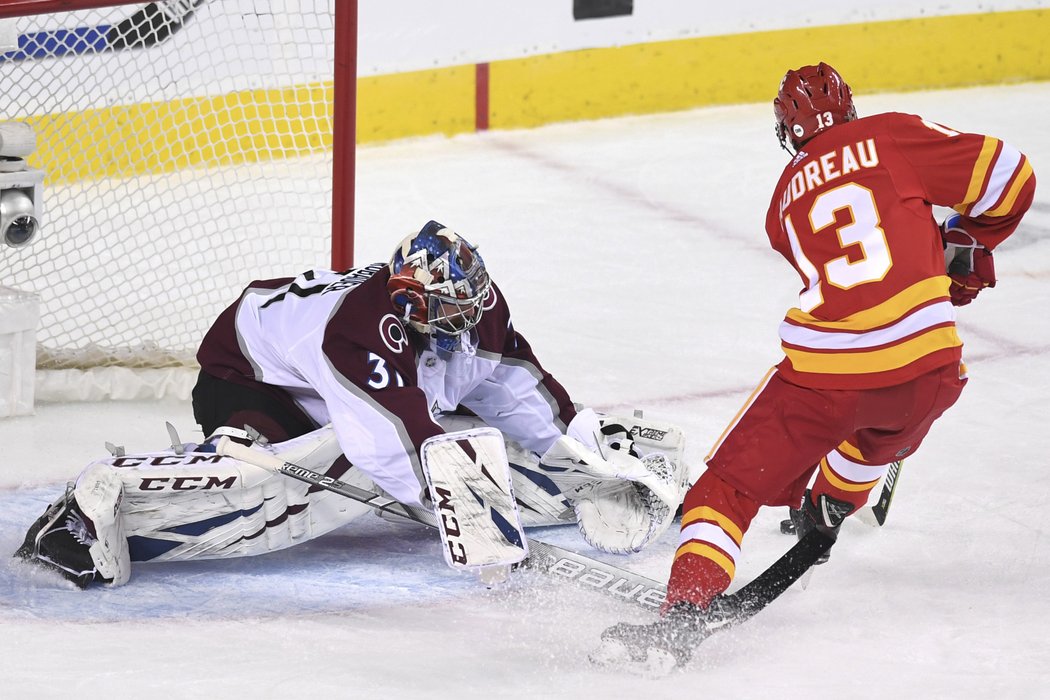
[870,459,904,526]
[1,0,206,63]
[214,437,669,612]
[782,459,907,531]
[592,528,835,672]
[718,528,835,620]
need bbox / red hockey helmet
[773,62,857,154]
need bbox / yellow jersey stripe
[704,367,775,464]
[674,541,736,579]
[784,277,949,332]
[971,142,1022,216]
[784,326,962,375]
[957,136,999,210]
[837,440,865,461]
[681,506,744,545]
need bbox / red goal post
[0,0,355,387]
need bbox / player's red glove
[941,215,996,306]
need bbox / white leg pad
[114,427,374,562]
[438,413,573,527]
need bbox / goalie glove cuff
[565,407,603,453]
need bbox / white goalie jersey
[195,263,581,507]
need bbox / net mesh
[0,1,337,369]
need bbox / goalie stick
[214,437,669,612]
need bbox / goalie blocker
[421,428,529,574]
[13,412,687,588]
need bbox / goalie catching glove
[538,409,686,554]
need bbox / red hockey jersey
[764,112,1035,389]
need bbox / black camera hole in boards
[573,0,633,21]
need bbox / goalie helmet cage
[0,0,356,394]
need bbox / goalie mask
[774,62,857,155]
[388,221,491,338]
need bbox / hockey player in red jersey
[594,62,1036,671]
[15,221,687,588]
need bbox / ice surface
[1,82,1048,698]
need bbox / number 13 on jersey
[782,182,893,312]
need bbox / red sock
[664,553,731,612]
[664,471,759,613]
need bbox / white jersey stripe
[779,300,955,351]
[971,142,1022,217]
[678,521,741,562]
[826,448,891,484]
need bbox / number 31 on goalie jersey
[783,182,892,312]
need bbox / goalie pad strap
[204,425,255,445]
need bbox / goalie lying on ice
[14,414,686,588]
[14,220,687,587]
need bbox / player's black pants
[191,370,319,444]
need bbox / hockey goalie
[14,221,688,588]
[14,413,686,589]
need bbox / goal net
[0,0,353,396]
